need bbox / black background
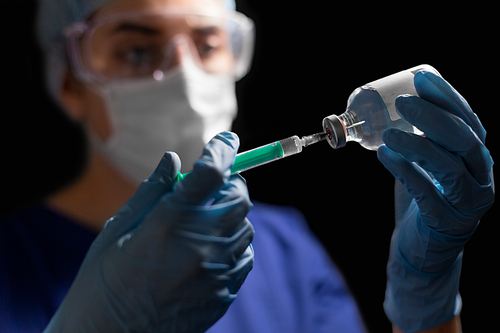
[3,1,497,331]
[232,1,497,332]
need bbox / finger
[98,152,181,248]
[382,128,463,183]
[377,144,460,234]
[197,244,254,305]
[205,174,254,237]
[414,71,486,143]
[175,187,252,240]
[382,129,493,212]
[222,245,254,294]
[395,95,493,185]
[139,173,252,241]
[212,174,250,206]
[192,218,255,266]
[139,173,252,243]
[378,144,442,206]
[174,131,240,206]
[394,179,414,222]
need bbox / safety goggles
[64,7,255,83]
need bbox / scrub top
[0,201,367,333]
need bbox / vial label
[365,65,440,121]
[365,69,419,121]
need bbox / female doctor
[1,0,494,332]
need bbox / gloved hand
[44,131,255,333]
[378,71,494,332]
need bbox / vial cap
[322,115,346,149]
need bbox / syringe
[176,132,327,181]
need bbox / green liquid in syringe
[176,132,326,182]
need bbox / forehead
[94,0,226,18]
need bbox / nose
[153,35,201,81]
[168,35,199,69]
[169,40,190,68]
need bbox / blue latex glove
[44,131,254,333]
[378,71,494,332]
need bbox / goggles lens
[66,9,254,82]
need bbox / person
[2,1,495,333]
[2,0,368,332]
[45,133,257,332]
[3,3,256,332]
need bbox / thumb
[377,144,441,209]
[97,152,181,249]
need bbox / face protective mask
[92,60,237,184]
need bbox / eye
[114,44,164,76]
[123,47,154,66]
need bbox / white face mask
[93,61,237,183]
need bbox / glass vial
[322,64,440,151]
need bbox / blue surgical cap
[36,0,236,99]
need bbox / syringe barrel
[175,141,284,182]
[175,133,324,182]
[279,135,303,157]
[230,141,284,173]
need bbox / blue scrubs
[0,202,367,332]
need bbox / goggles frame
[64,8,255,83]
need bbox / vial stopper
[322,115,347,149]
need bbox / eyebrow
[112,22,161,35]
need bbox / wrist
[384,245,463,333]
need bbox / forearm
[392,316,462,333]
